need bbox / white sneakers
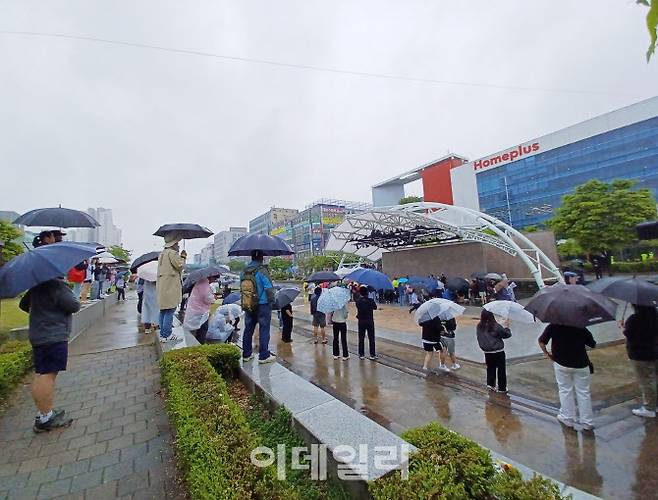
[450,363,461,370]
[438,364,451,373]
[632,406,656,418]
[557,414,575,428]
[259,354,277,364]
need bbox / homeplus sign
[473,142,540,171]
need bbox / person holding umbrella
[183,274,220,344]
[275,287,299,343]
[0,242,98,432]
[623,304,658,419]
[240,249,277,363]
[476,310,511,393]
[156,236,187,343]
[310,287,327,344]
[355,285,378,360]
[538,323,597,430]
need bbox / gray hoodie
[19,279,80,346]
[476,322,511,353]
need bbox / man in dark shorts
[20,278,80,433]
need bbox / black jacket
[355,296,377,323]
[421,317,444,343]
[19,279,80,346]
[624,311,658,361]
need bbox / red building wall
[421,157,466,205]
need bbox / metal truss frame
[326,202,563,288]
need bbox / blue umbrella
[345,268,393,290]
[14,207,100,228]
[317,286,352,314]
[408,276,438,292]
[0,242,99,299]
[228,234,294,256]
[223,292,241,305]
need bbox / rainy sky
[1,0,657,257]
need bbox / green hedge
[571,261,658,274]
[369,422,567,500]
[160,344,293,499]
[0,341,32,404]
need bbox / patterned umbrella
[317,287,352,314]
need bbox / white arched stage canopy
[325,202,563,289]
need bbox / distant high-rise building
[193,253,202,265]
[213,227,247,263]
[200,242,215,266]
[66,207,122,247]
[249,208,298,235]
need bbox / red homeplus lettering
[473,142,540,170]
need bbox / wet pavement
[258,299,658,499]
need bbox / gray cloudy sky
[1,0,657,257]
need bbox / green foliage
[297,255,336,276]
[521,225,539,233]
[0,221,24,264]
[108,245,131,262]
[269,257,292,279]
[0,298,29,343]
[638,0,658,61]
[0,341,32,404]
[229,259,247,272]
[556,239,585,259]
[245,394,349,500]
[549,179,657,254]
[369,422,567,500]
[399,196,423,205]
[160,345,289,499]
[608,260,658,273]
[491,468,565,500]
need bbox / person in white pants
[538,323,596,430]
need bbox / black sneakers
[33,409,72,433]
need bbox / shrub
[160,345,291,499]
[0,341,32,403]
[491,468,565,500]
[166,343,241,380]
[369,422,568,500]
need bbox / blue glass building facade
[476,116,658,228]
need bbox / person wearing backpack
[240,250,276,363]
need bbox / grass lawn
[0,298,28,343]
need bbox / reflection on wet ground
[263,305,657,499]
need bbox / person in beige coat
[156,237,187,342]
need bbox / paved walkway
[0,297,183,500]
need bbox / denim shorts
[32,341,68,374]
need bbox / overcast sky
[1,0,657,257]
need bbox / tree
[0,221,23,264]
[549,179,657,254]
[399,195,423,205]
[556,239,585,260]
[228,259,246,272]
[637,0,658,61]
[108,245,131,262]
[268,257,291,274]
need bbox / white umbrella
[137,261,158,282]
[414,298,466,325]
[218,264,231,273]
[92,251,120,264]
[484,300,535,323]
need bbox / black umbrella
[525,284,617,328]
[183,265,225,293]
[587,277,658,307]
[275,287,300,309]
[153,223,214,239]
[306,271,340,283]
[228,234,294,256]
[14,207,99,228]
[130,251,161,273]
[446,277,470,292]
